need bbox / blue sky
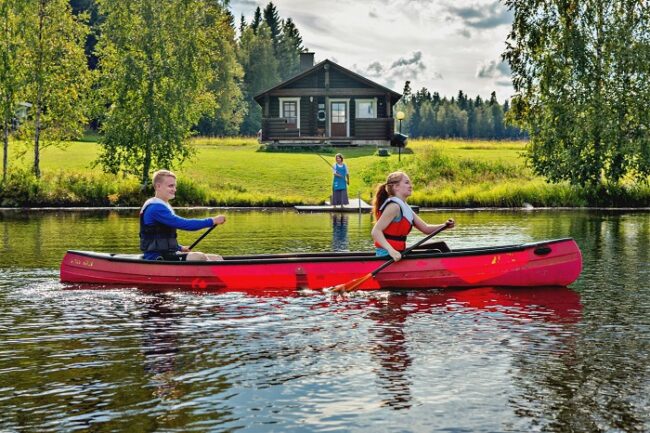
[229,0,514,102]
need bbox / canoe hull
[60,238,582,290]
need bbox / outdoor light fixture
[395,111,406,161]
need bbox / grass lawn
[36,137,528,201]
[5,135,556,206]
[5,135,648,207]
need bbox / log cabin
[255,52,402,146]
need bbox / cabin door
[330,101,348,137]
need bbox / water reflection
[1,209,649,432]
[366,300,413,410]
[331,214,349,251]
[351,286,581,413]
[141,294,182,402]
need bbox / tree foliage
[194,9,245,136]
[95,0,234,186]
[503,0,650,187]
[237,2,304,135]
[0,0,26,181]
[237,23,279,136]
[277,18,303,80]
[395,86,524,140]
[20,0,93,177]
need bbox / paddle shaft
[188,224,216,251]
[370,222,450,277]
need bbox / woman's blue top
[332,163,348,191]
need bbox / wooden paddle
[330,220,453,293]
[188,224,217,251]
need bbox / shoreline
[2,206,649,212]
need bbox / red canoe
[60,238,582,291]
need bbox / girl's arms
[413,214,455,234]
[371,203,402,261]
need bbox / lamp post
[396,111,405,161]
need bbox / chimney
[300,52,314,72]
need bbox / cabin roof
[254,59,402,104]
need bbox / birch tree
[0,0,25,181]
[96,0,232,186]
[503,0,650,187]
[21,0,93,178]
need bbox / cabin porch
[261,117,395,146]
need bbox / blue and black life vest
[139,203,179,255]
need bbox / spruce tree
[277,17,303,80]
[263,2,281,46]
[251,6,261,33]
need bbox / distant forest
[70,0,521,140]
[397,84,526,140]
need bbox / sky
[229,0,515,102]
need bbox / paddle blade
[329,273,372,293]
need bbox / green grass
[3,135,649,207]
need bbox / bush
[0,169,43,207]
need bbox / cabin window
[279,97,300,129]
[283,102,297,127]
[331,102,346,123]
[355,99,377,119]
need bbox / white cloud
[353,51,432,90]
[476,59,511,79]
[230,0,514,100]
[446,1,513,29]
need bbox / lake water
[0,208,648,432]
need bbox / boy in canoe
[140,169,226,261]
[372,171,454,261]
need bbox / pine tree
[238,23,280,135]
[251,6,261,33]
[276,17,303,80]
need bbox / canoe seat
[416,241,451,253]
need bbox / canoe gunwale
[64,238,575,266]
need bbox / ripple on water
[1,208,650,433]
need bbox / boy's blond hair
[152,169,176,186]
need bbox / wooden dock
[295,198,372,213]
[294,199,418,213]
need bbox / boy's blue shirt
[142,202,213,260]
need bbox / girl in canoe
[372,171,454,261]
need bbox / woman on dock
[372,171,454,261]
[331,153,350,207]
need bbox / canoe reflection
[347,286,581,409]
[73,284,580,413]
[221,285,581,410]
